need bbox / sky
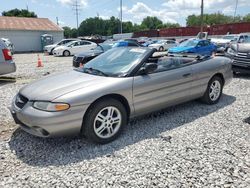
[0,0,249,28]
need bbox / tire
[63,50,70,57]
[201,76,223,105]
[159,46,164,51]
[82,98,127,144]
[50,48,55,55]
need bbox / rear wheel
[82,98,127,144]
[201,76,223,105]
[63,50,70,56]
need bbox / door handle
[182,73,192,77]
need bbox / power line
[72,0,81,37]
[233,0,239,22]
[200,0,204,38]
[120,0,122,33]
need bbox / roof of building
[0,16,63,31]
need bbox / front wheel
[201,76,223,105]
[82,98,127,144]
[63,50,70,57]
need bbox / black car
[226,36,250,74]
[73,44,112,67]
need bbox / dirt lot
[0,53,249,187]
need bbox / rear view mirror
[138,63,158,75]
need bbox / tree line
[2,8,250,38]
[63,16,180,38]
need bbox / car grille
[15,94,29,109]
[232,52,250,67]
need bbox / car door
[132,56,194,116]
[79,41,95,53]
[70,41,81,54]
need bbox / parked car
[113,40,142,47]
[226,35,250,74]
[10,47,232,144]
[168,39,217,56]
[53,40,97,57]
[142,40,158,47]
[0,38,16,75]
[1,38,14,54]
[44,39,80,55]
[210,34,249,53]
[148,40,177,51]
[73,43,113,67]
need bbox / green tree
[243,13,250,22]
[2,8,37,18]
[141,16,163,30]
[186,12,244,27]
[62,26,73,38]
[157,22,180,29]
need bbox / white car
[148,40,177,51]
[1,38,14,54]
[44,39,80,55]
[53,40,97,57]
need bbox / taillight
[2,49,12,60]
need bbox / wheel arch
[211,73,225,86]
[81,93,131,134]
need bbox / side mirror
[138,63,158,75]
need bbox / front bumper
[53,51,62,56]
[0,61,16,75]
[10,95,89,137]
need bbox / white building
[0,16,64,52]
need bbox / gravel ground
[0,53,249,187]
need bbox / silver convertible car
[10,47,232,143]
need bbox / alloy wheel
[94,106,122,139]
[209,80,221,101]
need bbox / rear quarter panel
[191,56,232,98]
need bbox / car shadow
[8,94,236,167]
[0,77,16,87]
[233,73,250,80]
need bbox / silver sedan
[10,47,232,144]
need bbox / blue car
[168,39,217,56]
[113,41,141,47]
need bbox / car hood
[169,46,194,53]
[231,43,250,53]
[76,50,103,57]
[19,71,112,101]
[45,44,57,48]
[54,46,67,51]
[211,38,231,44]
[149,43,161,47]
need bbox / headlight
[33,101,70,112]
[227,48,236,55]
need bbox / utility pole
[233,0,239,22]
[200,0,204,39]
[72,0,81,37]
[56,17,59,25]
[120,0,123,34]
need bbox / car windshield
[156,40,166,44]
[179,40,199,47]
[66,41,76,47]
[223,35,236,40]
[243,37,250,43]
[97,44,112,51]
[77,48,147,77]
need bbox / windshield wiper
[84,67,109,77]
